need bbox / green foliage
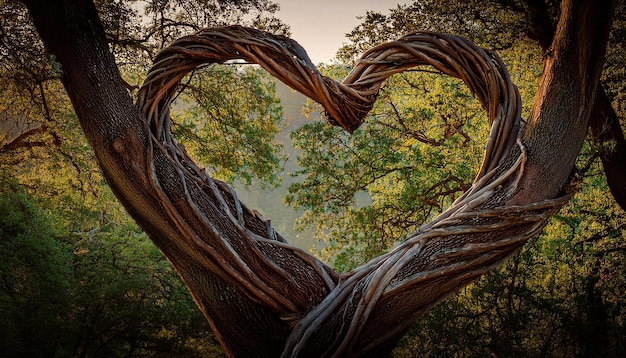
[0,174,222,357]
[394,162,626,357]
[288,69,491,270]
[336,0,525,64]
[100,0,290,72]
[287,28,543,270]
[174,65,285,187]
[64,221,221,357]
[1,0,287,190]
[0,177,71,357]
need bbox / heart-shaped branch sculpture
[136,26,570,356]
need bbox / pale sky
[275,0,410,64]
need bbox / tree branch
[589,88,626,210]
[504,0,626,211]
[1,124,47,151]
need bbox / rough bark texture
[510,0,626,211]
[22,0,616,356]
[22,1,324,356]
[516,0,616,204]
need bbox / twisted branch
[136,26,569,356]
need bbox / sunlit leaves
[287,5,544,270]
[0,76,106,231]
[173,65,285,187]
[288,70,489,268]
[336,0,525,64]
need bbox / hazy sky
[275,0,409,64]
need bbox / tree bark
[22,0,335,356]
[22,0,615,356]
[513,0,626,211]
[514,0,615,204]
[589,87,626,210]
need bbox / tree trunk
[22,1,334,356]
[513,0,626,211]
[589,89,626,210]
[515,0,615,204]
[22,0,615,356]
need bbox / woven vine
[136,26,570,356]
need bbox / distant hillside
[235,81,322,252]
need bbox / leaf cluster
[288,69,491,269]
[336,0,526,64]
[0,173,221,357]
[173,65,285,187]
[1,0,287,189]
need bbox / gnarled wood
[136,25,557,356]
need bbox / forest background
[1,0,625,357]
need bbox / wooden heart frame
[136,26,570,356]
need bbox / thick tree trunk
[22,1,334,356]
[515,0,615,204]
[23,0,615,356]
[515,0,626,211]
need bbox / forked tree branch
[501,0,626,211]
[136,26,569,356]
